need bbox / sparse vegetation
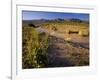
[22,19,89,68]
[22,26,49,69]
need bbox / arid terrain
[22,19,89,69]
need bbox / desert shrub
[52,26,57,31]
[22,26,39,68]
[68,30,79,34]
[28,23,38,28]
[78,59,89,66]
[37,32,49,67]
[65,37,72,42]
[71,52,89,66]
[78,30,89,37]
[22,26,49,69]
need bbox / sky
[22,11,89,21]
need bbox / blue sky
[22,11,89,21]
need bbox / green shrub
[22,26,49,69]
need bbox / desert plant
[78,30,89,37]
[22,26,49,69]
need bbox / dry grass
[22,21,89,68]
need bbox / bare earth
[36,27,89,67]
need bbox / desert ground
[22,20,89,69]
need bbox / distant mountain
[68,18,89,23]
[54,18,65,21]
[69,18,83,22]
[23,18,89,26]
